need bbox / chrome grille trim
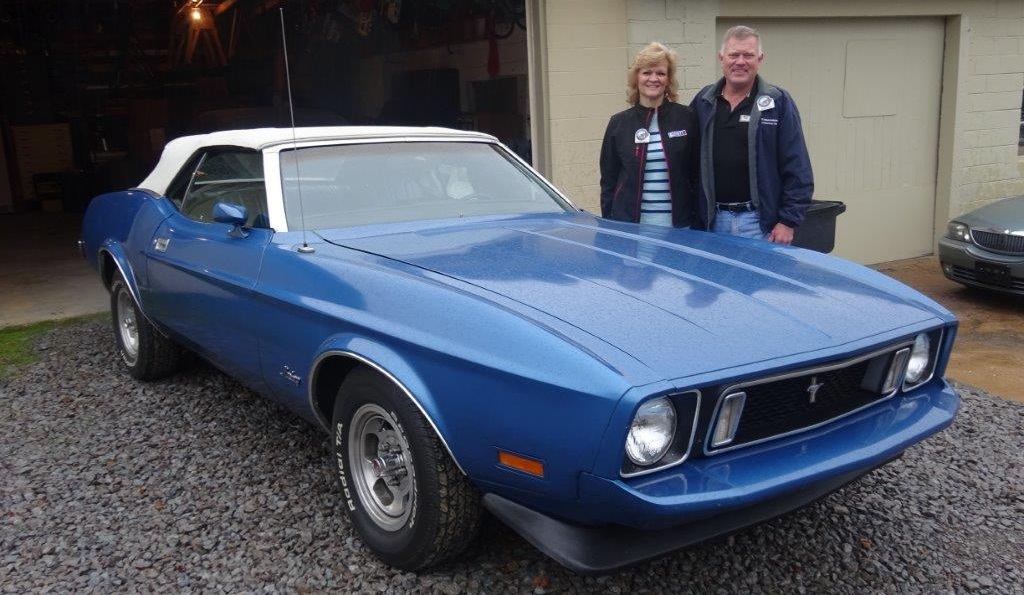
[703,340,916,457]
[971,229,1024,255]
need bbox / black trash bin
[792,200,846,253]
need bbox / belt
[716,201,756,213]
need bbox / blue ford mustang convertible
[80,127,960,573]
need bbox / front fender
[310,335,461,471]
[258,239,639,502]
[307,332,631,502]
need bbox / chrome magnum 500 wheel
[348,403,417,531]
[332,368,481,570]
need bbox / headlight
[946,221,971,243]
[904,333,931,385]
[625,397,676,466]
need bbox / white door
[717,18,945,264]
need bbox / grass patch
[0,313,109,379]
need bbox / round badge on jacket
[634,128,650,144]
[756,95,775,111]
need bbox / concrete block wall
[543,0,629,213]
[629,0,718,99]
[957,2,1024,215]
[540,0,720,213]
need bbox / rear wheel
[332,368,481,570]
[110,273,183,380]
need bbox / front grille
[948,265,1024,291]
[728,361,877,448]
[971,229,1024,255]
[705,346,908,454]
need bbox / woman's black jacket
[599,102,700,228]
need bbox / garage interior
[0,0,530,215]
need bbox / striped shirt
[639,113,671,226]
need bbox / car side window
[164,153,204,209]
[179,150,269,228]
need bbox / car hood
[319,214,944,380]
[958,196,1024,232]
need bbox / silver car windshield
[280,141,571,229]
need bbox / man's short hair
[720,25,763,55]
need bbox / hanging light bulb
[183,0,204,23]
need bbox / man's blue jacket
[691,76,814,233]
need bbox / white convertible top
[137,126,496,195]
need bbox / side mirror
[213,202,249,238]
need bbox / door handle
[153,237,170,252]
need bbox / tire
[110,273,183,380]
[332,368,481,570]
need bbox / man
[691,26,813,244]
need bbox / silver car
[938,196,1024,295]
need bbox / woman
[599,42,699,228]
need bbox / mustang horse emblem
[807,376,825,404]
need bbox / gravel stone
[1,320,1022,594]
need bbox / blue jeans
[712,210,768,240]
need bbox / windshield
[280,141,571,229]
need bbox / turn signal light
[498,451,545,478]
[711,392,746,447]
[882,348,911,394]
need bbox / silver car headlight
[625,397,676,466]
[946,221,971,243]
[904,333,931,385]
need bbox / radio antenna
[280,6,314,254]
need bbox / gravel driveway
[3,320,1022,594]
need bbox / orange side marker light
[498,451,545,478]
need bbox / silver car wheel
[116,288,139,365]
[348,403,416,531]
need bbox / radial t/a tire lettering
[332,367,481,570]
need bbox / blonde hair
[626,42,679,105]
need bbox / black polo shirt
[713,94,754,204]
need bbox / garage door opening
[271,0,531,162]
[0,0,532,213]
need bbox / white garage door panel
[717,18,945,264]
[843,40,900,118]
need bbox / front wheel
[332,368,481,570]
[110,273,183,380]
